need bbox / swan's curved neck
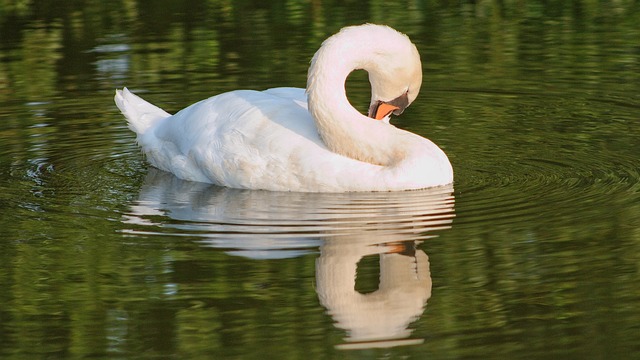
[306,35,401,166]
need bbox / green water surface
[1,1,639,359]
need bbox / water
[1,1,639,358]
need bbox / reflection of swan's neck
[316,242,431,342]
[306,32,403,167]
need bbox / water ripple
[122,169,456,258]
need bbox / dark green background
[1,1,639,358]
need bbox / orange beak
[367,91,410,120]
[371,102,400,120]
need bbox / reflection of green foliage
[0,0,31,17]
[0,0,639,358]
[8,21,61,99]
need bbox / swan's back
[116,87,378,191]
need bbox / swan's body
[115,24,453,192]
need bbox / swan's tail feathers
[114,88,171,135]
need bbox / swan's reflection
[124,168,455,348]
[317,237,432,349]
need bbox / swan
[114,24,453,192]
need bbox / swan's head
[307,24,422,122]
[356,25,423,121]
[307,24,422,121]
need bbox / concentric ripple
[430,89,640,229]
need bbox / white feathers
[114,24,453,192]
[115,87,172,134]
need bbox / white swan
[114,24,453,192]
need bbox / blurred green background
[1,1,639,359]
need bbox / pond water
[1,1,639,359]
